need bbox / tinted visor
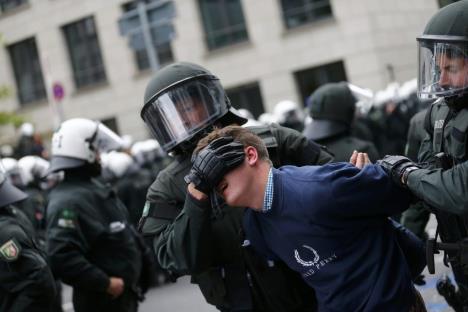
[418,39,468,99]
[142,78,227,152]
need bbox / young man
[185,126,426,312]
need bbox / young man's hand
[349,151,371,169]
[184,136,245,194]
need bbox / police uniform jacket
[46,174,143,299]
[315,134,379,162]
[0,205,56,312]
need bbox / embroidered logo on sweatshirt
[294,245,337,277]
[294,245,320,267]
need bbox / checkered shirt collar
[262,168,274,213]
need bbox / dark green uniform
[400,109,430,240]
[315,135,379,162]
[47,174,146,312]
[141,124,332,312]
[0,205,56,312]
[16,186,47,244]
[407,100,468,294]
[115,169,155,227]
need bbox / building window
[8,37,47,105]
[226,82,265,119]
[438,0,459,7]
[62,16,107,89]
[122,0,174,71]
[0,0,27,14]
[294,60,347,106]
[198,0,249,50]
[280,0,332,29]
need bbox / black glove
[184,136,245,194]
[376,155,421,188]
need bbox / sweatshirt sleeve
[328,164,411,219]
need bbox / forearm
[47,237,109,291]
[155,194,212,274]
[407,162,468,215]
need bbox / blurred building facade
[0,0,441,144]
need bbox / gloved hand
[184,136,245,194]
[376,155,421,188]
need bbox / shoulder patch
[142,202,151,218]
[0,239,21,262]
[57,208,77,229]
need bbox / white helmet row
[18,156,50,186]
[0,162,27,207]
[49,118,123,172]
[1,157,26,188]
[101,151,134,179]
[130,139,165,166]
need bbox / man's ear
[245,146,258,166]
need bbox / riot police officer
[378,1,468,309]
[139,62,333,312]
[303,82,380,162]
[46,118,153,312]
[0,165,56,311]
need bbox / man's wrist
[187,183,209,201]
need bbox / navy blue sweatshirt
[243,163,416,312]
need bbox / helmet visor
[418,40,468,99]
[142,78,227,152]
[94,123,123,153]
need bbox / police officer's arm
[46,202,110,291]
[0,223,56,310]
[270,123,333,165]
[142,170,213,275]
[407,161,468,215]
[397,125,468,215]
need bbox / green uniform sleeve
[0,222,56,311]
[154,194,212,274]
[142,166,213,275]
[270,124,333,166]
[407,162,468,215]
[46,202,110,292]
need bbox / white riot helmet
[102,151,134,179]
[49,118,123,173]
[1,157,26,188]
[273,100,304,131]
[0,161,27,207]
[20,122,34,137]
[237,108,263,127]
[258,113,278,125]
[131,139,165,166]
[18,156,50,186]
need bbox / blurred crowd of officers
[1,1,468,311]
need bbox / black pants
[73,288,138,312]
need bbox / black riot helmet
[417,0,468,107]
[141,62,247,154]
[303,82,356,141]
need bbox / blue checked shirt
[262,168,274,212]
